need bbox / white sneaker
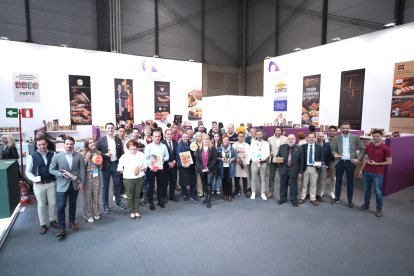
[112,195,116,202]
[250,193,256,199]
[217,191,221,195]
[330,192,336,199]
[261,193,267,200]
[87,217,94,223]
[121,194,127,199]
[94,215,100,220]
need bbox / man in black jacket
[276,134,304,207]
[162,129,179,202]
[96,122,126,214]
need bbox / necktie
[288,147,292,168]
[309,144,313,164]
[168,141,172,152]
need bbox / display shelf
[0,132,24,135]
[45,130,77,133]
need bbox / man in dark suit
[162,129,179,202]
[49,136,85,238]
[276,134,304,207]
[299,132,323,206]
[96,122,126,214]
[316,132,334,201]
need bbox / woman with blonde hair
[1,133,19,159]
[82,138,102,223]
[217,135,236,201]
[195,134,217,208]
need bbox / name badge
[93,166,99,178]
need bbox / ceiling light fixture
[293,48,303,51]
[384,22,396,27]
[188,59,194,62]
[265,56,272,60]
[153,54,159,58]
[60,44,68,47]
[0,36,10,40]
[331,37,341,41]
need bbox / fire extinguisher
[19,180,30,204]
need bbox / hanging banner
[272,70,288,125]
[187,88,202,121]
[13,72,40,103]
[154,81,170,122]
[115,79,134,126]
[69,75,92,125]
[338,69,365,130]
[302,74,321,127]
[390,60,414,133]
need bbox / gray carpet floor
[1,180,414,276]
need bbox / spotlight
[331,37,341,41]
[0,36,10,40]
[293,48,303,51]
[60,44,68,47]
[384,22,396,27]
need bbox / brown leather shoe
[310,200,319,206]
[316,195,324,202]
[49,221,59,229]
[40,225,48,235]
[69,222,79,231]
[298,199,305,204]
[267,192,273,199]
[56,229,67,238]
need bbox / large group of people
[22,120,392,238]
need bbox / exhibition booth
[1,22,414,245]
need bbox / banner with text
[302,74,321,127]
[390,60,414,133]
[272,71,288,125]
[115,79,134,125]
[13,72,40,102]
[69,75,92,125]
[154,81,170,122]
[338,69,365,130]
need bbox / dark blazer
[162,139,178,166]
[277,144,304,177]
[301,143,323,173]
[319,141,334,165]
[195,147,217,174]
[1,145,19,159]
[96,136,124,170]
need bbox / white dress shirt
[249,139,270,162]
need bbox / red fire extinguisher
[19,180,30,204]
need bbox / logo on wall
[69,75,92,125]
[115,79,134,125]
[13,72,40,103]
[274,99,287,111]
[268,61,280,73]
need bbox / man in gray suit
[330,122,365,207]
[49,136,85,238]
[276,134,304,207]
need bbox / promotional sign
[5,108,18,118]
[187,88,202,121]
[390,60,414,133]
[13,72,40,103]
[115,79,134,125]
[302,74,321,127]
[271,70,288,125]
[69,75,92,125]
[338,69,365,130]
[21,108,33,118]
[154,81,170,122]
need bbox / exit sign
[6,108,18,118]
[21,108,33,118]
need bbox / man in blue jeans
[358,129,392,217]
[96,122,127,214]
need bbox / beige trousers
[33,181,57,226]
[316,165,328,196]
[301,166,318,200]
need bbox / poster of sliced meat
[390,60,414,133]
[115,79,134,125]
[188,88,202,120]
[302,74,321,127]
[69,75,92,125]
[154,81,170,122]
[338,69,365,130]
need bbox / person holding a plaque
[276,134,304,207]
[298,132,323,206]
[144,130,169,210]
[330,122,365,208]
[217,135,236,201]
[267,127,288,199]
[176,133,197,202]
[195,134,217,208]
[161,129,179,202]
[233,132,251,198]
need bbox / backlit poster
[115,79,134,125]
[154,81,170,122]
[69,75,92,125]
[302,74,321,127]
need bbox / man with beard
[226,123,238,144]
[267,127,288,199]
[276,134,304,207]
[330,122,365,208]
[315,132,334,202]
[249,130,270,200]
[325,125,338,199]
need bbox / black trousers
[221,167,232,197]
[146,169,165,203]
[279,171,298,204]
[234,177,248,194]
[163,166,178,197]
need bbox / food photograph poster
[154,81,170,122]
[302,74,321,127]
[115,78,134,125]
[69,75,92,125]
